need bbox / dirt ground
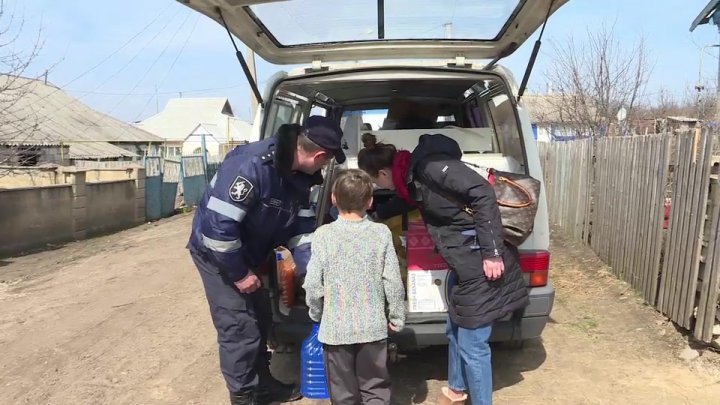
[2,214,720,405]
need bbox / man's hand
[388,323,401,332]
[235,270,261,294]
[483,257,505,281]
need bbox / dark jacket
[187,136,320,282]
[408,134,529,329]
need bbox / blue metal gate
[162,160,181,217]
[181,155,207,207]
[144,157,163,221]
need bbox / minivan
[179,0,565,350]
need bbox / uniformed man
[187,116,345,405]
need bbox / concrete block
[72,207,87,226]
[72,215,86,229]
[72,195,87,209]
[0,186,75,256]
[131,168,146,180]
[135,178,146,190]
[72,184,86,197]
[71,171,87,184]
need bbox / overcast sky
[12,0,720,123]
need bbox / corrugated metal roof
[68,142,137,159]
[0,75,163,146]
[667,116,699,123]
[136,97,252,142]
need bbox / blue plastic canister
[300,323,329,399]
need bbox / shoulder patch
[229,175,254,202]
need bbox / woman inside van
[357,133,529,405]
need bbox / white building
[136,97,253,159]
[522,94,588,142]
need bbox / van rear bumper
[272,282,554,349]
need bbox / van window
[265,90,312,137]
[273,74,526,173]
[269,103,294,136]
[310,105,329,117]
[486,94,524,167]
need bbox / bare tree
[0,0,49,176]
[684,79,717,123]
[655,88,683,118]
[544,24,651,137]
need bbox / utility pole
[691,1,720,126]
[247,46,259,119]
[443,22,453,39]
[696,45,719,120]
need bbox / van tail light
[519,250,550,287]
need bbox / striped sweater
[302,215,406,345]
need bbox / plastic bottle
[275,249,296,307]
[300,323,329,399]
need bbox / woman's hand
[483,257,505,281]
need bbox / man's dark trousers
[191,250,272,393]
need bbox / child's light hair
[332,169,373,213]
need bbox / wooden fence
[658,133,714,330]
[540,130,720,343]
[538,140,593,243]
[696,178,720,341]
[594,135,671,304]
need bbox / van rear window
[249,0,523,46]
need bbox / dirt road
[1,214,720,404]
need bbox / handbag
[426,165,541,247]
[487,168,542,246]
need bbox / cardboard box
[406,221,450,313]
[407,269,449,313]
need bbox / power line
[80,7,184,98]
[9,2,180,142]
[60,2,175,89]
[134,13,201,121]
[104,10,192,118]
[27,5,185,141]
[66,83,246,97]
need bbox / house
[663,116,700,132]
[521,93,588,142]
[135,97,253,159]
[0,75,163,166]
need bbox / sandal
[438,387,467,405]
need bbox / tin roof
[67,142,137,159]
[136,97,252,143]
[0,75,163,147]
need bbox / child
[302,169,406,405]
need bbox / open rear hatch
[177,0,568,65]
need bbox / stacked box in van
[406,220,450,313]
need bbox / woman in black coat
[358,133,528,405]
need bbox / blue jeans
[446,271,493,404]
[447,320,493,405]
